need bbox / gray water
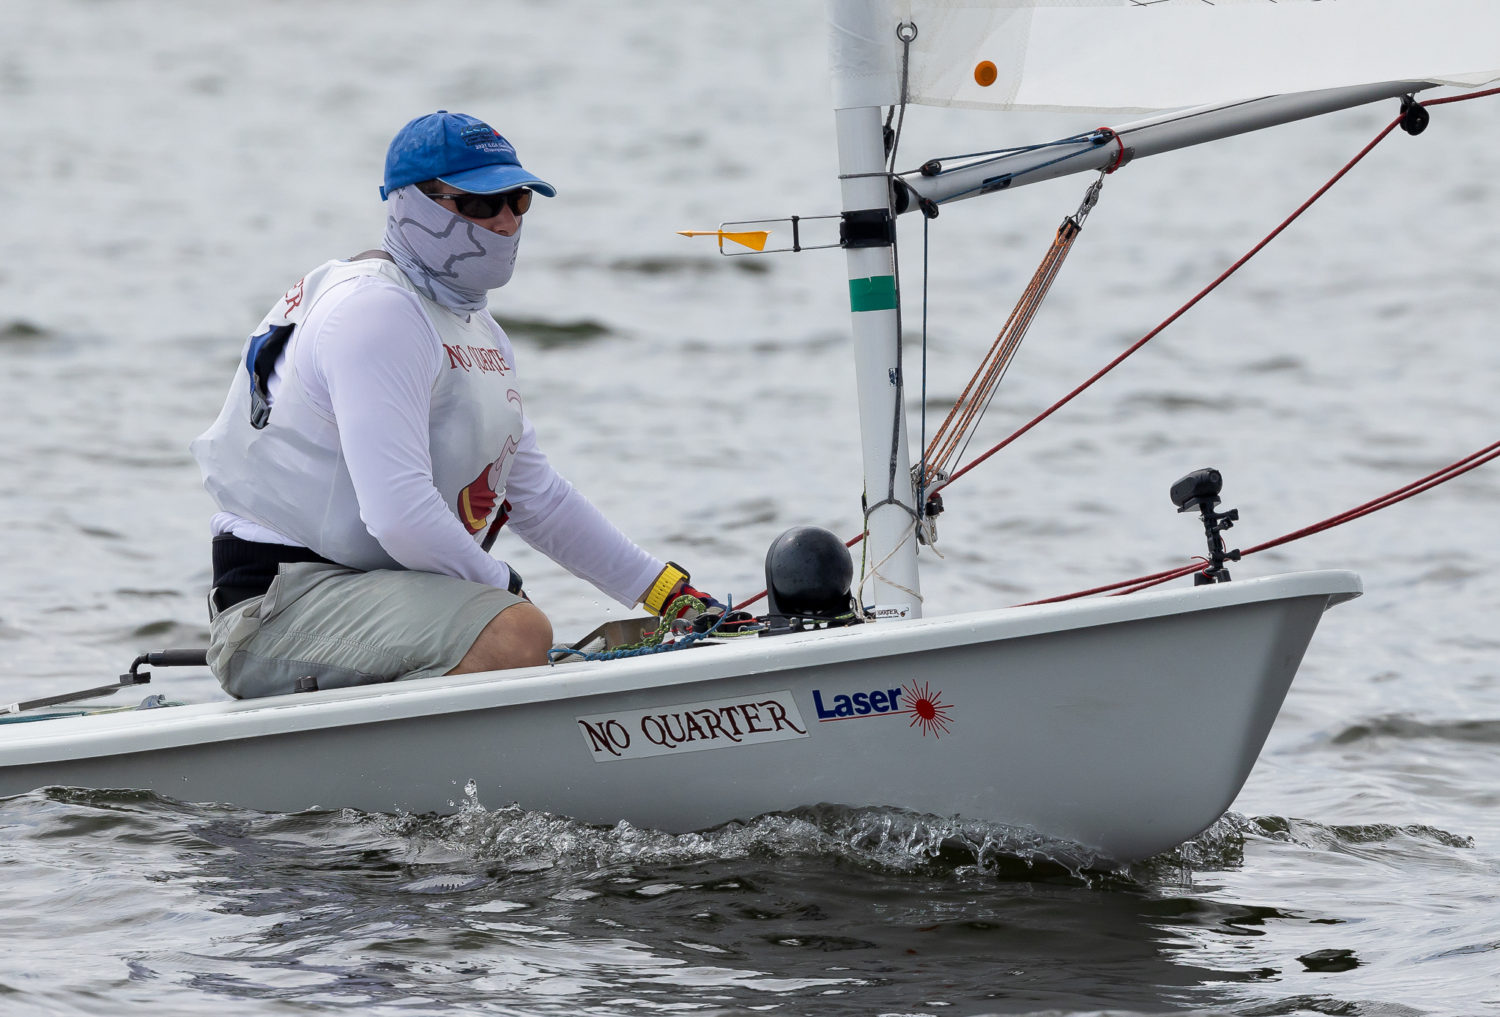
[2,2,1498,1014]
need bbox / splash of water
[376,780,1127,883]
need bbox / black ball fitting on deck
[1171,468,1242,585]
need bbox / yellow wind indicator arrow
[676,229,770,252]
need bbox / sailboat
[1,0,1494,864]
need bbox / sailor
[191,111,719,699]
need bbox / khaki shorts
[208,562,526,699]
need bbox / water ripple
[1331,715,1500,746]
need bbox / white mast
[828,2,922,619]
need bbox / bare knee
[447,602,553,675]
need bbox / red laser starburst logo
[900,680,953,738]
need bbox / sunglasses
[429,188,533,219]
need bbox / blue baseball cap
[380,111,556,200]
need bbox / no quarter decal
[577,690,809,762]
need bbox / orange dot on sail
[974,61,998,87]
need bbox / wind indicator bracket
[677,215,843,256]
[1171,468,1241,585]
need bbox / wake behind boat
[4,0,1495,863]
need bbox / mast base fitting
[1171,468,1242,585]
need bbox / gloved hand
[665,584,728,632]
[676,584,724,614]
[641,563,719,623]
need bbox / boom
[898,80,1434,208]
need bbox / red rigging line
[1025,437,1500,604]
[736,87,1500,614]
[937,86,1500,493]
[939,117,1401,492]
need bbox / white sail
[829,0,1500,112]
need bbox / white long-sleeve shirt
[210,268,662,606]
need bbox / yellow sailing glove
[643,562,691,616]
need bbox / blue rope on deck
[548,596,735,663]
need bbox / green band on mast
[848,275,897,312]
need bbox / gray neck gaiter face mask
[380,185,520,312]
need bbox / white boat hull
[0,570,1359,862]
